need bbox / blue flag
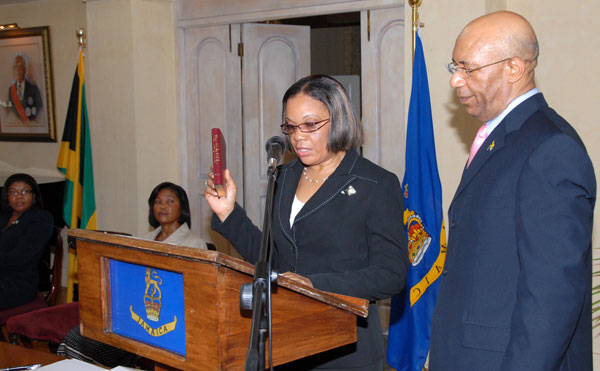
[386,32,446,371]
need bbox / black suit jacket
[213,149,408,369]
[0,208,53,309]
[8,79,43,121]
[430,93,596,371]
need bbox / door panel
[361,8,405,177]
[241,23,310,227]
[182,24,242,255]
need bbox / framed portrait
[0,26,56,142]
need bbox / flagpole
[409,0,422,64]
[62,27,92,303]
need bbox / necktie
[17,83,23,99]
[467,123,488,167]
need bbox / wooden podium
[68,229,368,370]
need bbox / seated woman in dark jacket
[0,173,53,310]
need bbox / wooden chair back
[44,227,64,306]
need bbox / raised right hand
[204,168,237,222]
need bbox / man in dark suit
[430,11,596,371]
[7,54,43,123]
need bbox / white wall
[85,0,179,236]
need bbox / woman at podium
[205,75,408,370]
[0,173,53,310]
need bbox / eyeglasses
[8,189,33,197]
[446,57,513,78]
[280,118,330,135]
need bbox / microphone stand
[243,161,278,371]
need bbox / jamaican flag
[57,48,96,230]
[57,48,96,302]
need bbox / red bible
[211,128,227,197]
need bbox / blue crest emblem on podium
[109,260,186,355]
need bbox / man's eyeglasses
[281,118,330,135]
[8,189,33,197]
[446,57,513,78]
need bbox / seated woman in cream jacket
[142,182,206,249]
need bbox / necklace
[303,167,328,183]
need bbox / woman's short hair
[1,173,44,213]
[147,182,192,228]
[282,75,363,153]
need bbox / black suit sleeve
[501,134,596,370]
[211,203,262,263]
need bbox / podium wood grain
[69,229,368,370]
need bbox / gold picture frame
[0,26,56,142]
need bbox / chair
[0,226,63,342]
[7,302,80,351]
[41,226,64,307]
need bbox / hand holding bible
[204,168,237,222]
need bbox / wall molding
[178,0,403,27]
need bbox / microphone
[265,136,285,167]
